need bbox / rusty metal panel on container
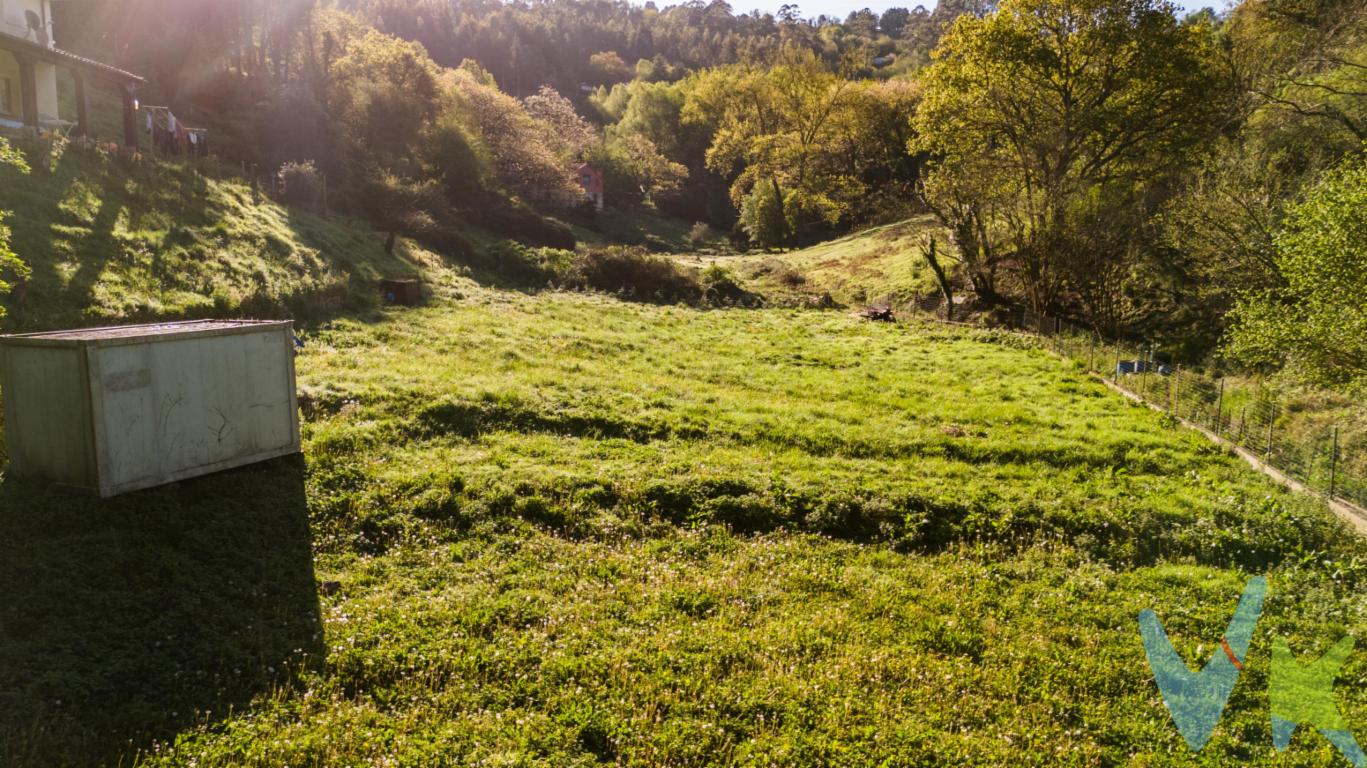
[0,320,301,497]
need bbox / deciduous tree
[914,0,1222,329]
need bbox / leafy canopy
[913,0,1222,325]
[1228,151,1367,386]
[0,139,30,320]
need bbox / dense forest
[3,0,1365,386]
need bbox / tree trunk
[920,236,955,322]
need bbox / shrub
[570,247,702,304]
[278,161,325,211]
[478,202,577,249]
[471,241,580,286]
[700,264,761,307]
[687,221,712,247]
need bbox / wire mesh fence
[1015,310,1367,515]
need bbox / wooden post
[72,72,90,138]
[1266,411,1275,458]
[121,84,139,150]
[16,54,38,129]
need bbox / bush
[480,241,576,285]
[412,224,475,262]
[687,221,712,247]
[701,264,762,307]
[570,247,702,304]
[478,202,577,249]
[278,161,325,211]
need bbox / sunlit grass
[120,286,1367,766]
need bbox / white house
[0,0,142,144]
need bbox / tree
[447,70,577,200]
[1227,152,1367,386]
[328,29,443,181]
[618,134,690,201]
[1226,0,1367,147]
[0,139,29,321]
[589,51,633,85]
[1156,0,1366,346]
[683,49,866,246]
[361,171,447,254]
[919,235,956,320]
[913,0,1222,329]
[879,7,911,37]
[523,86,598,163]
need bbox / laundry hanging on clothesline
[138,105,209,158]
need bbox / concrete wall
[0,0,51,44]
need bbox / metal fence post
[1266,412,1275,458]
[1237,407,1247,444]
[1330,426,1339,499]
[1170,365,1179,413]
[1215,379,1225,436]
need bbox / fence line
[896,300,1367,517]
[1049,319,1365,517]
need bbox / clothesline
[139,105,209,156]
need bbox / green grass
[687,215,952,306]
[0,143,452,331]
[4,278,1366,766]
[569,207,709,253]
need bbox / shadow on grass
[0,455,323,767]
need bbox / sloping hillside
[0,146,455,331]
[688,215,954,306]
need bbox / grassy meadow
[4,278,1367,766]
[684,216,949,306]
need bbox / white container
[1,320,301,497]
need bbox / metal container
[0,320,301,497]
